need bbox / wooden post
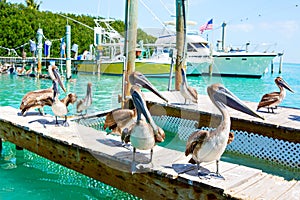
[66,25,72,80]
[36,28,43,76]
[271,60,274,74]
[124,0,138,98]
[175,0,184,91]
[0,138,2,153]
[278,52,283,74]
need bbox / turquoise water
[1,63,300,199]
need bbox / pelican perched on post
[180,68,198,104]
[76,82,93,115]
[122,85,165,173]
[257,77,294,113]
[20,65,66,116]
[185,83,264,179]
[104,71,168,134]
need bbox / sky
[8,0,300,63]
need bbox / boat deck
[0,105,299,199]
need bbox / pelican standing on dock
[47,64,69,126]
[257,77,294,113]
[123,85,165,173]
[76,82,93,115]
[103,71,168,135]
[185,83,264,179]
[180,68,198,104]
[20,65,66,116]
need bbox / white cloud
[229,23,254,32]
[258,20,299,39]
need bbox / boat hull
[197,53,277,78]
[75,60,174,78]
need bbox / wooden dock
[143,91,300,143]
[0,105,299,199]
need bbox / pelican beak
[48,65,66,93]
[279,78,294,93]
[130,72,168,102]
[213,85,264,120]
[52,81,58,101]
[181,68,187,83]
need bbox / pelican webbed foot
[208,160,225,180]
[62,116,69,127]
[208,172,225,180]
[38,108,45,116]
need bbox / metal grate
[152,115,300,169]
[76,114,300,169]
[152,115,198,141]
[75,117,106,131]
[226,131,300,169]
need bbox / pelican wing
[257,92,280,109]
[185,130,208,156]
[104,108,136,129]
[20,88,53,111]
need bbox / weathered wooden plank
[234,174,297,199]
[226,172,267,197]
[277,181,300,200]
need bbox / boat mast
[221,22,226,52]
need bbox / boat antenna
[181,0,187,62]
[139,0,172,33]
[158,0,174,17]
[57,13,94,31]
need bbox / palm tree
[25,0,42,10]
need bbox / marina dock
[143,91,300,143]
[0,91,299,199]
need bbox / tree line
[0,2,156,58]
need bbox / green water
[1,63,300,199]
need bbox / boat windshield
[187,42,209,52]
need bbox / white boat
[74,19,174,77]
[149,22,279,78]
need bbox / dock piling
[66,25,72,79]
[278,52,284,74]
[124,0,138,98]
[36,28,43,76]
[175,0,185,91]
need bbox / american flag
[199,19,213,34]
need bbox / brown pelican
[185,83,264,179]
[122,85,165,173]
[180,68,198,104]
[20,65,66,116]
[103,71,168,134]
[76,82,93,115]
[257,77,294,113]
[51,80,69,126]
